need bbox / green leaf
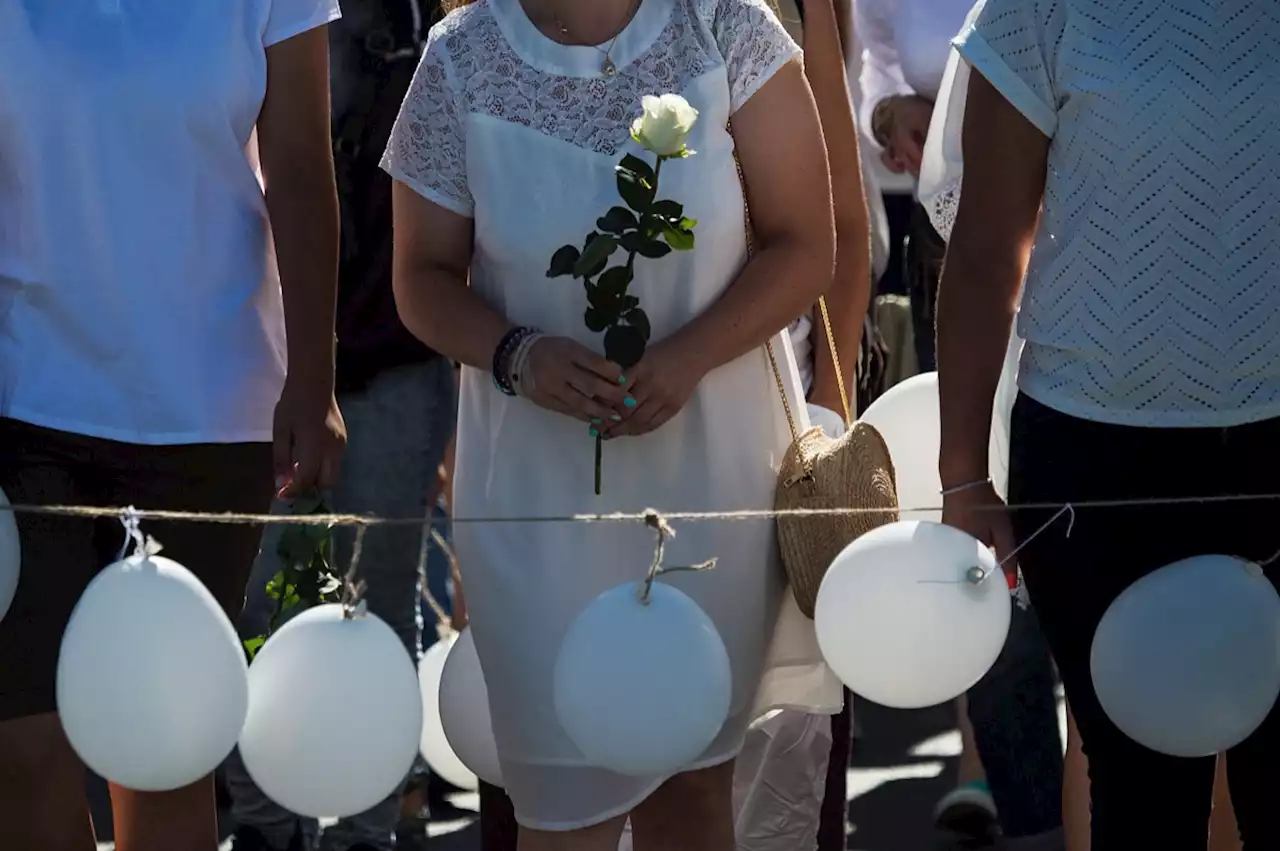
[636,240,672,259]
[617,167,656,213]
[264,570,286,600]
[622,295,640,311]
[604,324,647,369]
[662,223,695,251]
[597,265,632,298]
[301,521,331,549]
[243,636,266,660]
[650,199,683,222]
[547,245,580,277]
[596,206,638,235]
[584,306,610,333]
[575,233,617,278]
[618,154,656,185]
[679,217,698,231]
[619,232,647,253]
[275,527,310,566]
[625,308,652,342]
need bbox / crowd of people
[1,0,1278,850]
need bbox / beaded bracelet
[492,326,537,396]
[508,332,545,397]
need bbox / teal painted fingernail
[591,418,603,424]
[624,396,637,408]
[618,375,627,385]
[610,414,622,422]
[589,427,599,437]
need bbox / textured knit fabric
[954,0,1280,428]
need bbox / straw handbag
[732,137,900,618]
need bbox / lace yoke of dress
[434,0,773,157]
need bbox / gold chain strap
[729,124,852,449]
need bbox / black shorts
[0,418,272,720]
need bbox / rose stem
[594,434,603,495]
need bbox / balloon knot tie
[638,510,717,605]
[341,524,369,620]
[117,507,163,562]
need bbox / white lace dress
[382,0,842,831]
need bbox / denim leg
[226,504,323,849]
[965,602,1065,839]
[320,360,456,851]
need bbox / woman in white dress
[383,0,839,848]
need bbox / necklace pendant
[602,57,617,77]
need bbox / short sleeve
[263,0,342,47]
[953,0,1066,137]
[379,28,473,218]
[712,0,803,114]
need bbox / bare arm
[802,0,871,417]
[258,26,346,491]
[661,60,834,377]
[936,70,1047,488]
[390,191,505,369]
[391,185,629,422]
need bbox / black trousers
[1009,394,1280,850]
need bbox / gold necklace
[553,0,638,77]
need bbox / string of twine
[7,491,1280,528]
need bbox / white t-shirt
[0,0,341,445]
[853,0,974,134]
[950,0,1280,428]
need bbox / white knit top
[944,0,1280,428]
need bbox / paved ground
[90,699,1064,851]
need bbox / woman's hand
[601,340,704,439]
[941,479,1018,581]
[872,94,933,176]
[522,336,630,423]
[274,379,347,497]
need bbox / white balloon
[240,604,422,818]
[1091,555,1280,757]
[554,582,732,776]
[859,368,1022,512]
[0,487,19,623]
[859,374,943,521]
[815,521,1011,709]
[57,554,247,791]
[439,628,503,787]
[806,403,847,440]
[418,634,479,791]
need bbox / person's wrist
[939,446,989,492]
[653,331,713,378]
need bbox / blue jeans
[225,359,456,851]
[966,601,1065,841]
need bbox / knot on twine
[342,524,369,620]
[117,507,163,562]
[638,509,718,605]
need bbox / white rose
[630,93,699,158]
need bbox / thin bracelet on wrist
[940,478,992,497]
[492,326,537,396]
[508,332,545,397]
